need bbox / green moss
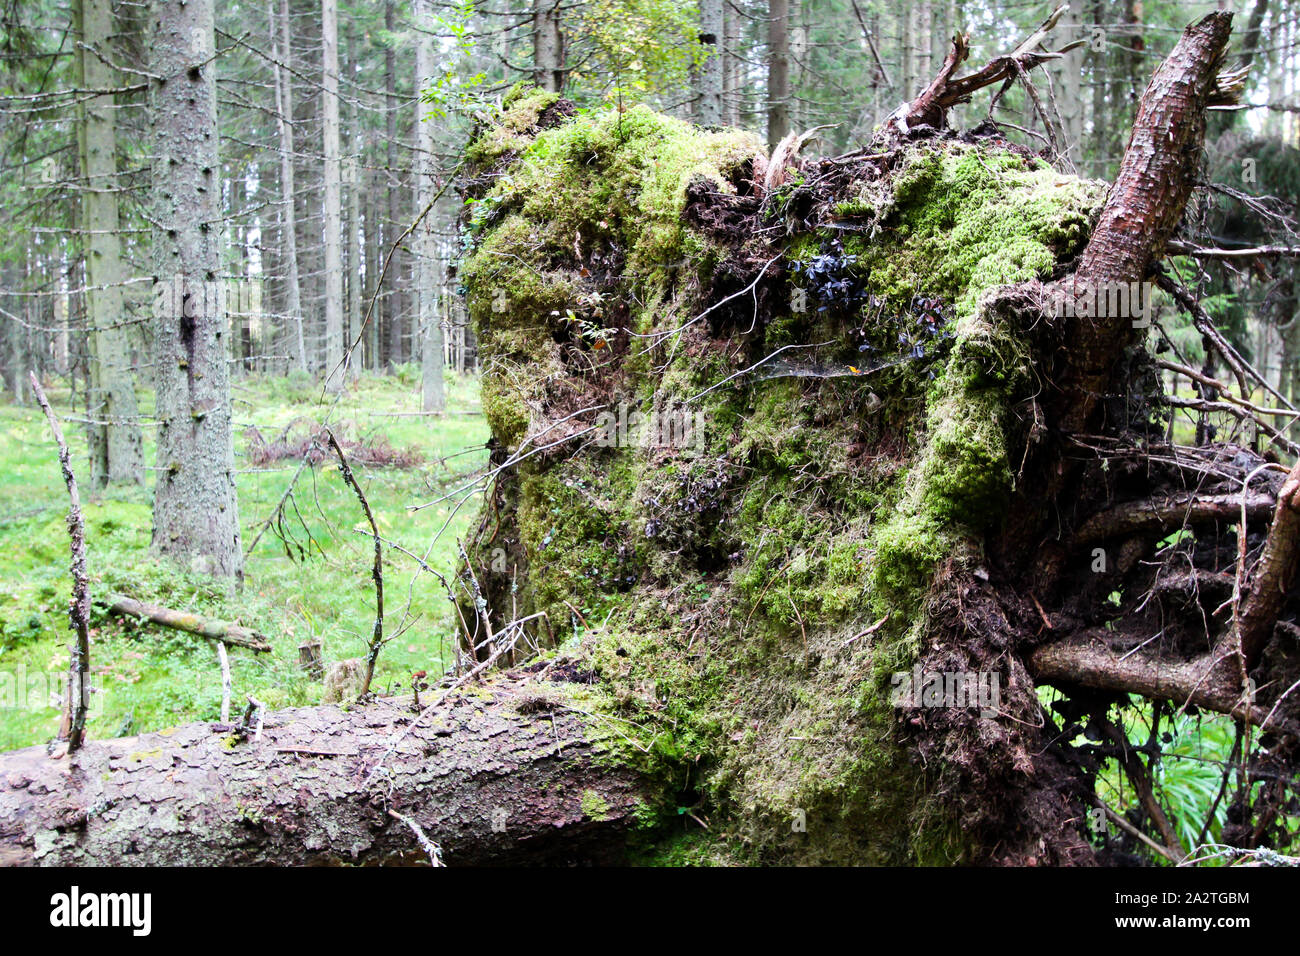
[843,143,1105,319]
[580,789,613,821]
[459,103,1100,864]
[464,84,563,168]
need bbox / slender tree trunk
[384,0,404,368]
[1057,2,1084,168]
[723,0,741,126]
[148,0,243,581]
[365,159,381,371]
[767,0,790,147]
[414,0,445,414]
[272,0,307,373]
[76,0,142,486]
[917,2,932,97]
[698,0,724,125]
[321,0,345,391]
[345,28,362,378]
[532,0,563,92]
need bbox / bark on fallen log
[1071,491,1275,545]
[100,594,272,653]
[0,674,650,865]
[1028,632,1300,736]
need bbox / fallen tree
[4,9,1298,866]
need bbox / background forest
[0,0,1298,864]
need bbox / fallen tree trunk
[0,673,650,865]
[100,594,272,653]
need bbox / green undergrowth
[0,372,487,750]
[463,92,1106,863]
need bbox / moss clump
[460,99,1100,863]
[464,84,563,168]
[819,144,1105,320]
[580,789,613,821]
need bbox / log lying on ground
[99,594,272,653]
[0,673,650,865]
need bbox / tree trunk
[321,0,345,392]
[766,0,790,147]
[365,160,382,371]
[414,0,445,415]
[697,0,724,125]
[272,0,307,373]
[0,676,650,865]
[345,27,363,378]
[148,0,243,581]
[76,0,143,487]
[532,0,563,93]
[384,0,405,368]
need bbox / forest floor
[0,370,488,750]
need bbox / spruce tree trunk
[532,0,563,93]
[147,0,243,581]
[76,0,143,486]
[272,0,308,373]
[321,0,345,392]
[697,0,724,125]
[767,0,790,147]
[384,0,405,368]
[414,0,445,415]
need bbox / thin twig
[30,373,91,754]
[325,429,384,697]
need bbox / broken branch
[102,594,272,652]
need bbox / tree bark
[532,0,563,93]
[148,0,243,581]
[321,0,345,392]
[0,676,649,865]
[766,0,790,148]
[271,0,307,374]
[414,0,444,415]
[384,0,405,368]
[76,0,143,487]
[1055,13,1236,436]
[697,0,723,125]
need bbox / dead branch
[1072,491,1276,545]
[890,3,1083,133]
[29,373,91,753]
[1163,394,1300,457]
[102,594,271,652]
[1028,632,1299,736]
[1237,457,1300,668]
[1167,242,1300,259]
[325,429,384,697]
[1156,270,1295,413]
[215,642,232,724]
[1103,719,1187,862]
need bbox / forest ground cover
[0,370,487,749]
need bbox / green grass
[0,370,488,750]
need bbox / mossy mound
[457,92,1105,863]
